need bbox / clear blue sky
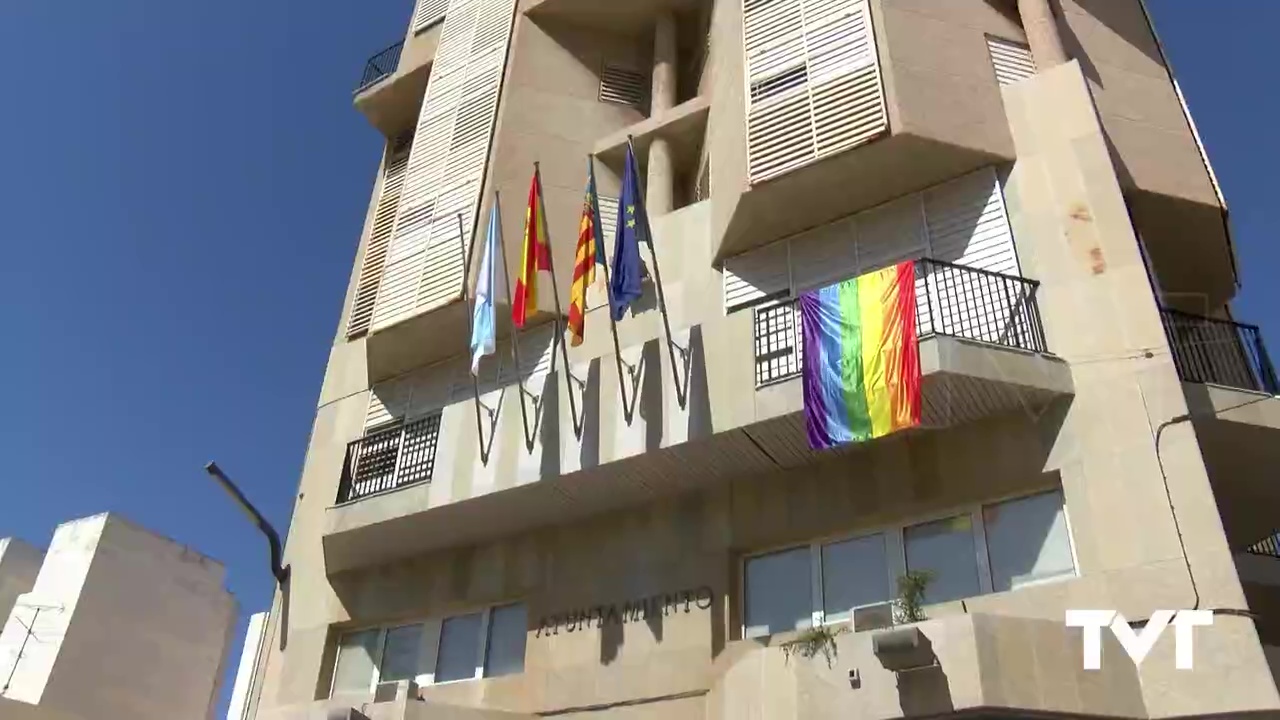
[0,2,1273,717]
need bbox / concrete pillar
[648,13,678,215]
[651,13,678,114]
[1018,0,1069,69]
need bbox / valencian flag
[610,144,646,322]
[513,169,552,328]
[568,159,608,346]
[801,261,922,450]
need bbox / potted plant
[893,570,934,625]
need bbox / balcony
[353,24,442,137]
[323,256,1072,572]
[1162,308,1279,395]
[356,41,403,93]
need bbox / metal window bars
[753,259,1048,387]
[1160,308,1279,395]
[336,413,442,504]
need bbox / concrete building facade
[240,0,1280,718]
[0,514,237,720]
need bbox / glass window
[985,491,1075,592]
[484,604,527,678]
[435,613,482,682]
[821,533,890,623]
[905,515,980,604]
[744,547,813,638]
[379,624,425,683]
[332,629,379,696]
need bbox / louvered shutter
[348,142,413,339]
[743,0,887,183]
[923,168,1018,275]
[413,0,449,33]
[986,37,1036,87]
[599,64,648,108]
[366,377,414,430]
[724,241,790,312]
[371,0,517,333]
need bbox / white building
[0,513,237,720]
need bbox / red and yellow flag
[513,169,552,328]
[568,163,604,346]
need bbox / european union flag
[610,143,647,322]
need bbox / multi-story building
[239,0,1280,718]
[0,513,237,720]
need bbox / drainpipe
[1018,0,1069,68]
[647,12,678,215]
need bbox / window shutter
[413,0,449,33]
[724,241,790,312]
[923,168,1019,276]
[372,0,518,333]
[743,0,887,183]
[986,36,1036,87]
[348,141,413,339]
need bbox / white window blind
[723,167,1019,312]
[986,36,1037,87]
[371,0,518,333]
[348,140,413,338]
[413,0,449,33]
[743,0,887,183]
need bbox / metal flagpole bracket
[626,135,691,411]
[493,191,539,452]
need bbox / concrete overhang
[324,336,1072,572]
[594,97,709,175]
[1188,383,1280,550]
[524,0,700,32]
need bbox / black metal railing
[357,41,404,92]
[1246,533,1280,560]
[336,413,442,503]
[753,259,1047,386]
[1161,308,1279,395]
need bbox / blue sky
[0,1,1274,717]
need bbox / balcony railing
[357,41,404,92]
[337,414,442,504]
[754,259,1047,386]
[1161,308,1279,395]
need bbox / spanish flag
[568,159,606,346]
[513,168,552,329]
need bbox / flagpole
[493,191,534,446]
[533,162,581,429]
[457,212,489,458]
[589,155,636,425]
[627,136,688,408]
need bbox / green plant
[894,570,934,624]
[779,624,849,667]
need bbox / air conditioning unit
[852,602,895,633]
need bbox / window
[739,491,1076,637]
[904,515,982,604]
[984,490,1075,591]
[744,547,812,638]
[484,603,528,678]
[821,533,890,623]
[330,603,527,698]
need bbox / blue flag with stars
[610,143,646,322]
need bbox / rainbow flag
[800,261,922,449]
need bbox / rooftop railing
[357,40,404,93]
